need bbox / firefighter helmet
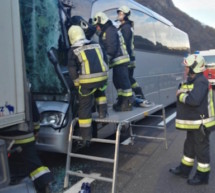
[92,12,109,25]
[183,54,206,73]
[117,5,131,16]
[68,25,86,45]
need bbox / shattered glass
[19,0,67,94]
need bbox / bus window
[104,9,117,21]
[19,0,67,94]
[104,9,157,51]
[170,27,190,55]
[130,10,157,51]
[153,20,172,53]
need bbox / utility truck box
[0,0,26,129]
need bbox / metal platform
[93,104,164,123]
[64,104,167,193]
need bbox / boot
[40,183,52,193]
[35,182,53,193]
[133,86,145,99]
[97,104,108,119]
[113,96,133,112]
[169,163,192,178]
[187,171,209,185]
[80,127,92,145]
[113,96,122,109]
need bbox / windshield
[204,56,215,64]
[19,0,67,94]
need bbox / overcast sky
[172,0,215,28]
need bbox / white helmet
[183,54,206,73]
[117,5,131,15]
[68,25,86,45]
[92,12,109,25]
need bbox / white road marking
[121,137,132,145]
[64,173,100,193]
[158,112,176,126]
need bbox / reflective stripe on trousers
[30,166,51,181]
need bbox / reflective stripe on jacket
[175,73,215,130]
[118,20,135,68]
[68,42,108,86]
[99,21,130,68]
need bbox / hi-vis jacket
[99,20,130,68]
[118,20,135,68]
[176,73,215,130]
[67,41,108,88]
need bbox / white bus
[18,0,190,153]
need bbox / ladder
[64,117,128,193]
[64,104,167,193]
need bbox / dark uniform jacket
[176,73,215,130]
[67,41,108,89]
[99,20,130,68]
[118,20,135,68]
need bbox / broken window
[19,0,67,94]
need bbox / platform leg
[162,107,168,149]
[129,124,135,145]
[112,123,122,193]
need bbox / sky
[172,0,215,28]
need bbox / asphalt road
[39,104,215,193]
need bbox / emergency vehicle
[196,50,215,86]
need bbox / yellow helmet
[92,12,109,25]
[68,25,86,45]
[183,54,206,73]
[117,5,131,15]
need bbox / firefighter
[169,54,215,185]
[117,5,153,107]
[92,12,133,112]
[67,25,108,143]
[0,99,54,193]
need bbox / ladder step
[67,171,113,183]
[132,135,166,140]
[72,136,116,144]
[130,124,165,130]
[69,153,114,163]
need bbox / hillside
[136,0,215,52]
